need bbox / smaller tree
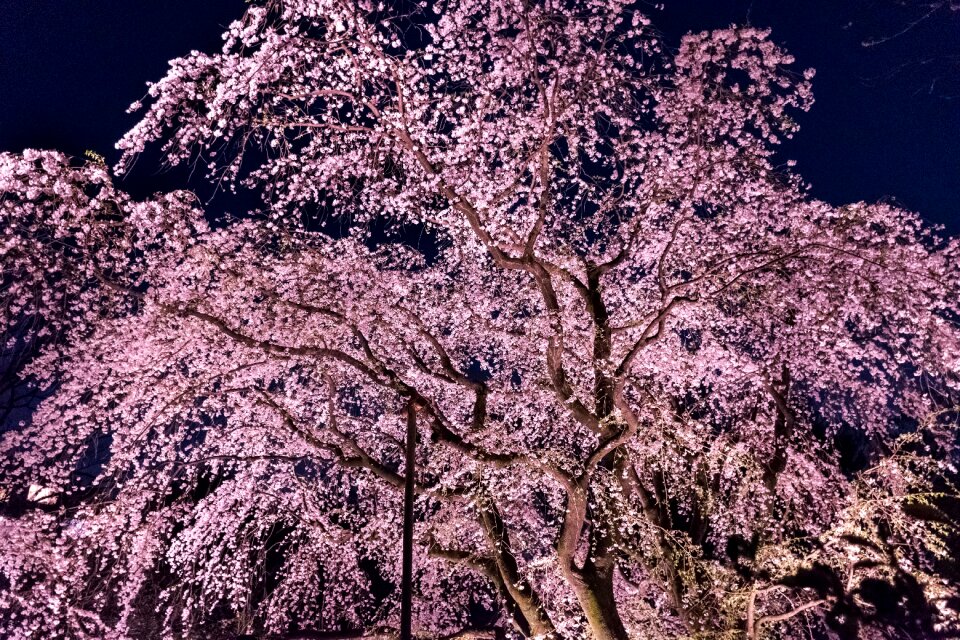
[858,0,960,97]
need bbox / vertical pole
[400,401,416,640]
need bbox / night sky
[1,0,958,231]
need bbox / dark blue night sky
[1,0,957,231]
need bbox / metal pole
[400,401,416,640]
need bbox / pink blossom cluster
[1,1,958,639]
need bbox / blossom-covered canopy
[2,1,958,639]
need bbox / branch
[279,627,502,640]
[615,295,696,376]
[756,598,827,626]
[475,495,558,637]
[181,307,384,384]
[424,538,538,638]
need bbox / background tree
[2,1,960,639]
[860,0,959,47]
[856,0,960,98]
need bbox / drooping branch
[475,493,558,638]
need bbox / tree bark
[568,566,629,640]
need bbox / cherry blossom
[2,1,959,639]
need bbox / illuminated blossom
[1,1,958,639]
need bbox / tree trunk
[575,502,629,640]
[562,565,628,640]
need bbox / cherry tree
[2,1,960,639]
